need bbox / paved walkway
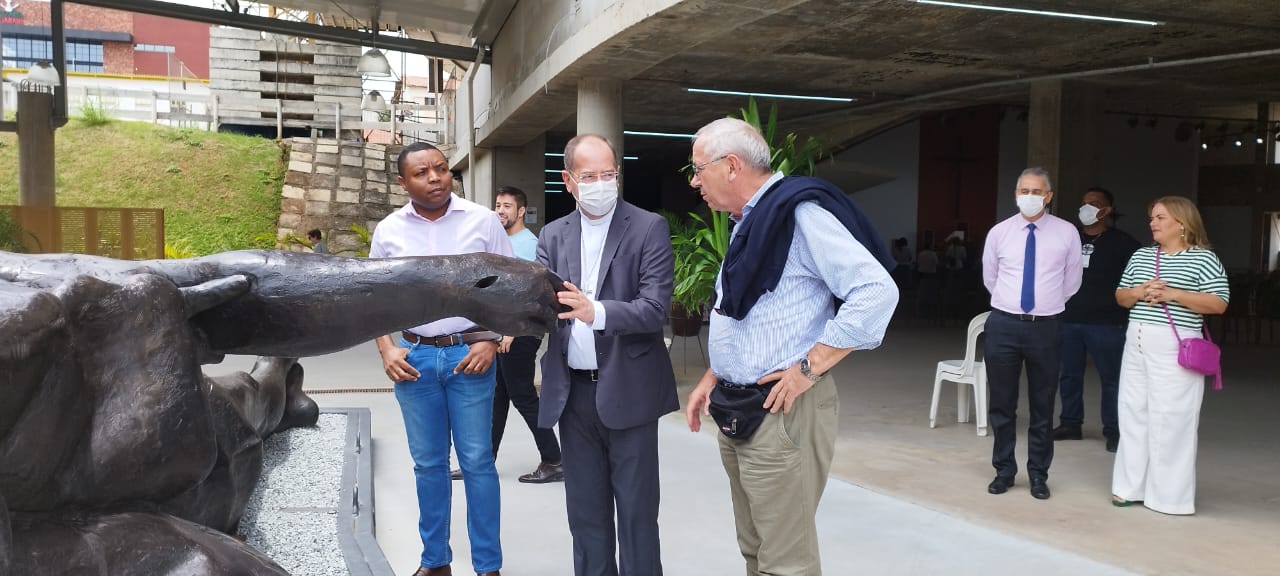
[216,341,1133,576]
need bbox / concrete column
[494,137,548,233]
[577,77,624,167]
[470,148,498,208]
[17,90,56,208]
[1027,80,1101,214]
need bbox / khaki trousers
[718,375,838,576]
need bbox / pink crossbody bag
[1155,249,1223,390]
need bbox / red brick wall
[103,42,134,75]
[15,3,132,32]
[132,14,210,78]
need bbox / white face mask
[1017,194,1045,218]
[576,180,618,217]
[1078,204,1100,226]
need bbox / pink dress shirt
[369,195,514,336]
[982,211,1082,316]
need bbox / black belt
[570,368,599,382]
[993,309,1060,322]
[716,378,761,389]
[402,329,500,347]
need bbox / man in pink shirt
[370,142,512,576]
[981,167,1082,501]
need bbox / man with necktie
[981,167,1082,500]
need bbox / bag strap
[1155,250,1183,343]
[1156,249,1223,390]
[1155,248,1216,344]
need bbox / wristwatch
[799,357,824,383]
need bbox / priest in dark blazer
[537,133,678,576]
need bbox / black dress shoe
[1030,478,1051,500]
[1105,436,1119,453]
[1052,425,1083,441]
[518,461,564,484]
[987,476,1015,495]
[450,468,462,481]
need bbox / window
[0,35,103,73]
[134,43,175,54]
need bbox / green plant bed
[0,122,286,255]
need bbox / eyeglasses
[569,170,619,184]
[691,156,726,177]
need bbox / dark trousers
[985,310,1062,480]
[561,372,662,576]
[492,335,561,464]
[1057,322,1125,439]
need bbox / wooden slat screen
[1,206,165,260]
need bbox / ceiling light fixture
[360,90,389,112]
[357,48,393,77]
[624,130,696,139]
[1201,143,1208,150]
[685,88,855,103]
[911,1,1160,26]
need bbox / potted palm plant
[667,98,826,335]
[668,211,730,336]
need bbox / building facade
[1,0,209,79]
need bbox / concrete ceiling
[258,0,1280,151]
[606,0,1280,149]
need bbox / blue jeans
[395,338,502,572]
[1057,322,1125,439]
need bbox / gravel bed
[241,413,349,575]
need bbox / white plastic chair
[930,311,990,436]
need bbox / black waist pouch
[708,381,776,440]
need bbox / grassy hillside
[0,120,286,255]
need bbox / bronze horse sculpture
[0,250,562,575]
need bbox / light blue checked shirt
[709,173,899,385]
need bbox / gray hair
[1018,167,1053,192]
[564,133,618,173]
[692,118,771,172]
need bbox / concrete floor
[211,317,1280,576]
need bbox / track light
[685,87,854,103]
[909,0,1161,26]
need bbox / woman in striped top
[1111,196,1229,515]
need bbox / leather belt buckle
[571,368,599,382]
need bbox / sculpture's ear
[180,275,251,318]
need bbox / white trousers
[1112,320,1206,515]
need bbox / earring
[1180,227,1186,239]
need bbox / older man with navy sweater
[684,118,898,576]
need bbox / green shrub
[78,97,114,127]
